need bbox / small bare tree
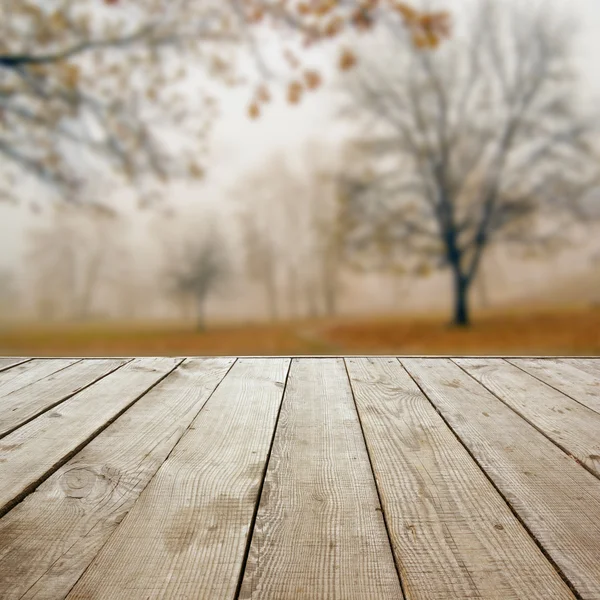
[239,211,280,321]
[341,0,599,326]
[168,233,230,330]
[0,269,17,324]
[26,203,124,320]
[236,150,346,321]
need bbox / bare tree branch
[340,0,599,325]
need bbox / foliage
[0,0,449,202]
[26,202,127,319]
[339,0,600,325]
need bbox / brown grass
[1,306,599,356]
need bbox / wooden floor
[0,357,599,599]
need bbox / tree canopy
[0,0,449,203]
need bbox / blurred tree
[306,165,346,317]
[236,150,344,321]
[340,0,599,326]
[0,269,17,323]
[167,231,230,330]
[236,157,299,321]
[26,203,126,320]
[0,0,227,202]
[240,213,280,321]
[0,0,448,204]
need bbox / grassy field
[1,306,599,356]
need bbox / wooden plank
[508,358,600,414]
[0,358,235,600]
[345,357,574,600]
[0,357,180,517]
[455,358,600,477]
[0,358,30,373]
[67,358,290,600]
[556,358,600,378]
[0,359,129,438]
[0,359,80,398]
[240,358,403,600]
[402,358,600,600]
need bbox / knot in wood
[59,466,116,499]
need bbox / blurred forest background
[1,0,600,356]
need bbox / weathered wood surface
[455,358,600,476]
[240,358,403,599]
[0,358,30,373]
[0,359,80,398]
[0,358,234,600]
[403,358,600,600]
[0,356,598,600]
[509,358,600,414]
[0,358,179,517]
[557,358,600,377]
[346,357,574,600]
[0,359,128,438]
[67,358,289,600]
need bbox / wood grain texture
[555,358,600,378]
[0,358,30,373]
[0,358,234,600]
[508,358,600,414]
[0,357,180,517]
[0,359,128,438]
[240,358,403,600]
[402,358,600,600]
[346,357,574,600]
[0,359,80,398]
[455,358,600,477]
[67,358,290,600]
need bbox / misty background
[1,0,600,355]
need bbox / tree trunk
[196,298,206,331]
[452,272,470,327]
[265,278,278,322]
[323,270,338,317]
[324,290,336,317]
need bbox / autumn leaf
[287,80,304,104]
[394,2,418,23]
[324,16,344,37]
[256,84,271,103]
[248,102,261,119]
[408,10,451,49]
[50,11,68,31]
[414,263,433,277]
[351,8,374,31]
[283,49,300,69]
[339,48,357,71]
[61,63,80,89]
[188,162,205,179]
[247,7,265,23]
[304,70,322,90]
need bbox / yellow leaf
[248,102,261,119]
[304,70,322,90]
[287,81,303,104]
[339,48,357,71]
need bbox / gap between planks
[0,359,132,439]
[66,358,290,600]
[452,358,600,479]
[0,358,236,600]
[0,358,32,373]
[402,358,600,599]
[0,358,182,518]
[345,357,575,600]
